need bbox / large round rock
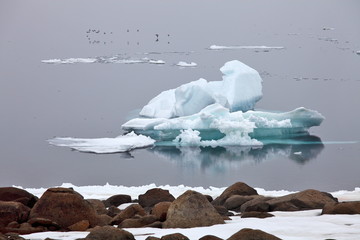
[212,182,258,206]
[163,190,225,228]
[29,188,98,229]
[0,201,30,227]
[0,187,38,208]
[267,189,338,211]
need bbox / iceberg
[122,60,324,147]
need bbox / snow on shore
[18,183,360,240]
[20,183,360,202]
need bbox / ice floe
[208,45,285,50]
[48,132,155,153]
[41,56,165,65]
[176,61,197,67]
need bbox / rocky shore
[1,182,360,240]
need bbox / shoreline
[1,182,359,240]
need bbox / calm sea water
[1,0,359,191]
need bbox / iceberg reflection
[150,136,324,171]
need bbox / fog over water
[0,0,359,191]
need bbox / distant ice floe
[176,61,197,67]
[41,58,97,64]
[322,27,335,31]
[208,45,285,50]
[356,51,360,55]
[48,60,325,153]
[41,56,165,65]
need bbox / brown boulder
[240,196,272,213]
[0,233,26,240]
[227,228,281,240]
[151,202,171,221]
[27,217,60,230]
[0,201,30,227]
[322,201,360,214]
[111,204,146,225]
[146,221,163,228]
[29,187,99,229]
[87,199,107,215]
[224,195,255,211]
[267,189,338,211]
[85,226,135,240]
[199,235,223,240]
[163,190,225,228]
[161,233,189,240]
[139,188,175,208]
[118,215,157,228]
[67,220,90,231]
[7,222,20,229]
[241,211,274,219]
[107,206,121,217]
[104,194,132,208]
[212,182,258,206]
[4,222,45,235]
[214,205,232,216]
[0,187,38,208]
[96,214,112,226]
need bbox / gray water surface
[0,0,359,191]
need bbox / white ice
[139,60,263,118]
[176,61,198,67]
[123,104,324,145]
[19,183,360,240]
[41,57,165,65]
[208,45,285,50]
[47,132,155,153]
[41,58,97,64]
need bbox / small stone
[241,211,274,219]
[161,233,189,240]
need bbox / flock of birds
[85,28,171,45]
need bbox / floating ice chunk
[149,59,165,64]
[322,27,335,30]
[41,58,97,64]
[47,132,155,153]
[208,45,285,50]
[139,60,262,118]
[176,61,197,67]
[356,51,360,55]
[293,151,302,155]
[41,56,165,65]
